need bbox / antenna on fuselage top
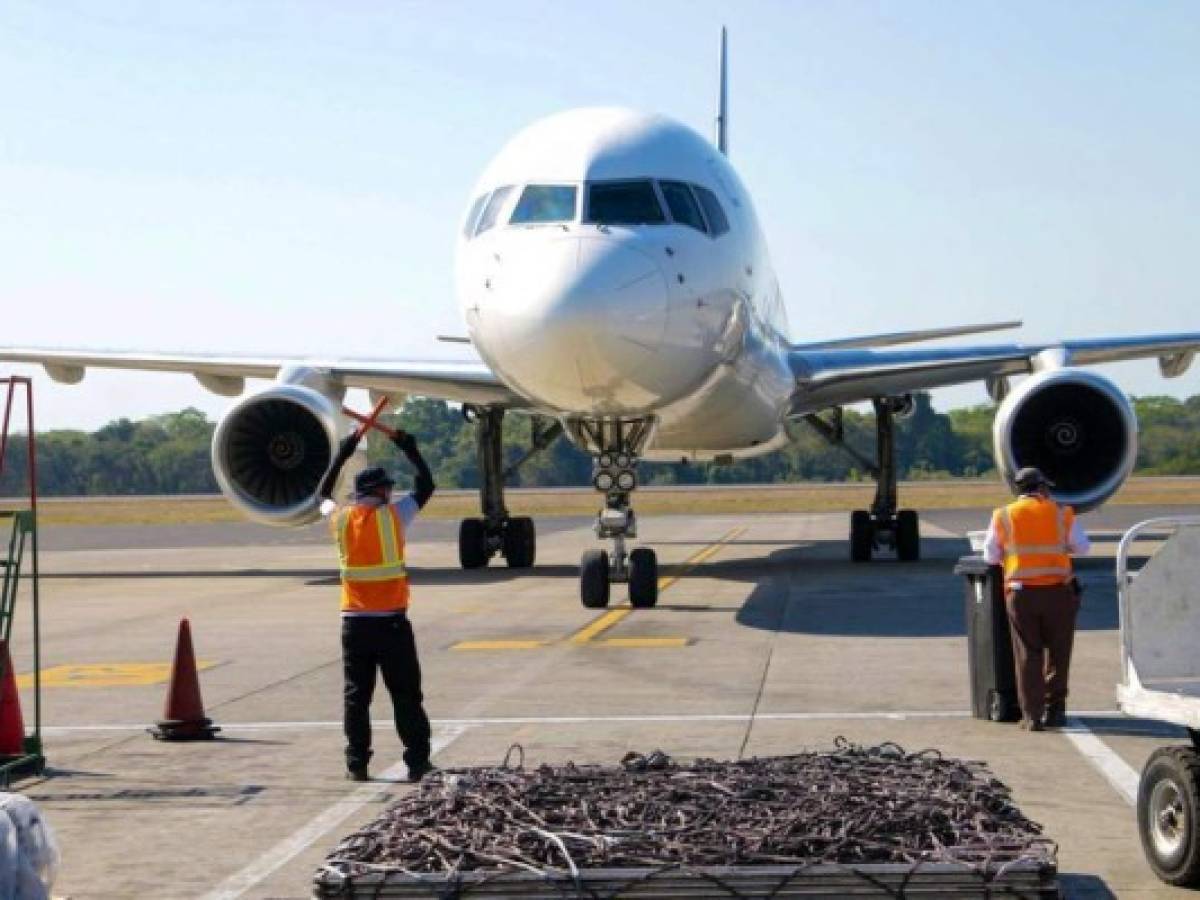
[715,26,729,156]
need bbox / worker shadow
[724,538,1124,638]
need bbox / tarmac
[8,503,1200,898]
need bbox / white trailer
[1116,516,1200,886]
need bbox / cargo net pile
[317,741,1057,898]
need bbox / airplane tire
[580,550,611,609]
[458,518,489,569]
[850,510,873,563]
[1138,746,1200,886]
[896,510,920,562]
[628,548,658,608]
[503,517,536,569]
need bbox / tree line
[2,393,1199,497]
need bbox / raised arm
[392,431,436,509]
[318,433,361,501]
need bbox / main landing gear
[457,407,561,571]
[571,419,658,610]
[806,396,920,563]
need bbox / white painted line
[1061,716,1140,806]
[42,709,1127,734]
[199,724,469,900]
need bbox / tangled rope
[319,741,1055,893]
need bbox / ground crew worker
[983,466,1090,731]
[317,428,435,782]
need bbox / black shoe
[1019,718,1045,732]
[346,766,370,782]
[1044,706,1067,728]
[407,761,436,783]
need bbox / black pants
[341,613,431,771]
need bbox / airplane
[4,29,1199,610]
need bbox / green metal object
[0,508,44,785]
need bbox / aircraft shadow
[310,565,583,587]
[40,538,1138,642]
[1085,531,1170,545]
[42,564,583,583]
[43,568,340,580]
[1069,715,1190,740]
[719,537,1127,638]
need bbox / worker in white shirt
[317,428,435,781]
[984,466,1090,730]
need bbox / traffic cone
[0,640,26,755]
[149,618,219,741]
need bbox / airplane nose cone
[483,236,670,413]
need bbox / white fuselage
[455,107,795,461]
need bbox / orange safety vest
[331,503,410,613]
[991,495,1075,587]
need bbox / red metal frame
[0,377,36,512]
[0,375,42,783]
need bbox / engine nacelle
[993,369,1137,513]
[212,384,341,526]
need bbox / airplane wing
[788,332,1200,413]
[0,347,525,407]
[789,320,1021,351]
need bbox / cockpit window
[660,181,707,233]
[510,185,577,224]
[462,193,488,238]
[475,185,514,236]
[585,180,666,225]
[693,185,730,236]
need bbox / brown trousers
[1005,582,1080,722]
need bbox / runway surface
[11,505,1200,897]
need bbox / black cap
[354,466,395,496]
[1014,466,1054,491]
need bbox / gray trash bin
[954,555,1020,722]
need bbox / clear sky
[2,1,1198,429]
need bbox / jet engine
[993,368,1137,512]
[212,383,341,525]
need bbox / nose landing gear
[581,501,659,609]
[574,421,658,609]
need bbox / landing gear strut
[458,407,560,570]
[572,419,658,609]
[806,397,920,563]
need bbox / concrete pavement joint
[737,537,793,760]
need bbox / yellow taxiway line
[16,660,217,689]
[450,639,549,651]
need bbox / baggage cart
[1115,516,1200,886]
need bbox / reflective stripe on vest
[333,503,410,613]
[997,499,1073,585]
[337,505,407,582]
